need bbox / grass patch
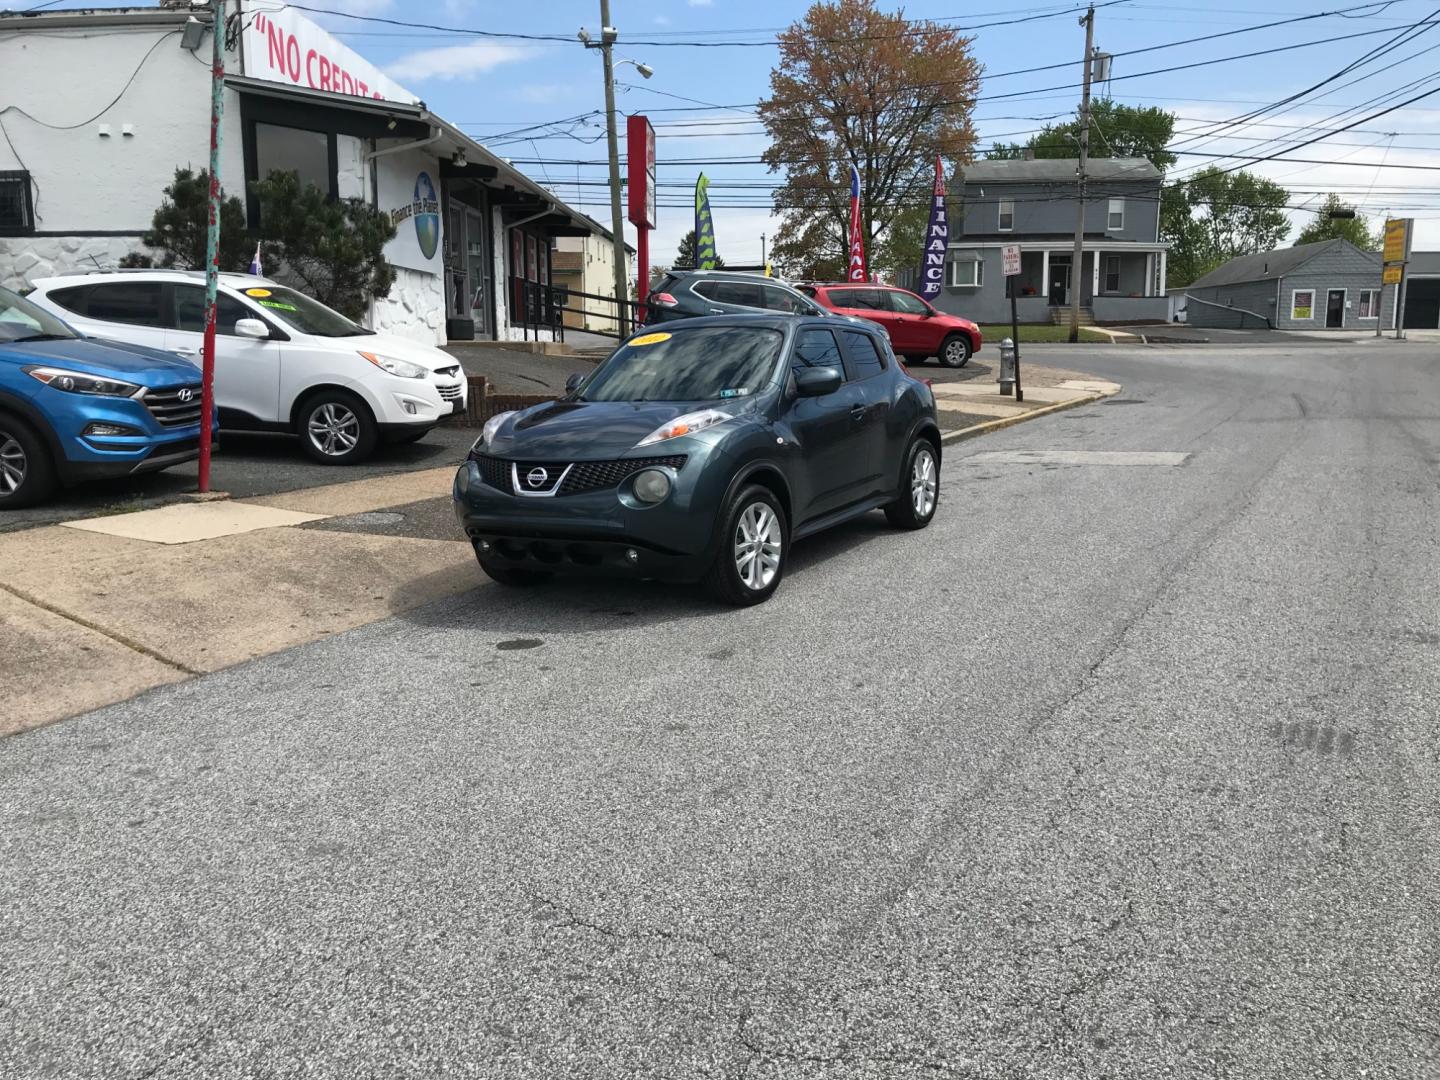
[977,324,1110,344]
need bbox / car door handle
[850,403,867,419]
[173,347,199,356]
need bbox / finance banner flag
[695,174,718,270]
[920,156,947,299]
[848,163,868,282]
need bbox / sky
[27,0,1440,266]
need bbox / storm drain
[964,450,1191,467]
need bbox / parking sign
[1002,244,1021,277]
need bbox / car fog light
[632,469,671,504]
[625,548,639,564]
[82,422,140,436]
[403,401,418,415]
[478,539,491,552]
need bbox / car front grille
[470,454,686,496]
[438,383,463,401]
[436,365,461,378]
[141,384,203,427]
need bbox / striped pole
[198,0,225,492]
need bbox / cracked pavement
[1,343,1438,1078]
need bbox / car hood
[489,399,738,459]
[347,332,461,372]
[1,336,202,387]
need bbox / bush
[141,168,251,271]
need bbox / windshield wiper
[10,333,72,343]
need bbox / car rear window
[46,284,93,316]
[84,282,165,326]
[692,279,763,307]
[828,288,887,311]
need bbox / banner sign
[1383,264,1404,286]
[1383,218,1411,265]
[241,1,418,103]
[695,174,718,269]
[627,115,656,229]
[848,163,867,282]
[377,151,442,274]
[920,157,947,299]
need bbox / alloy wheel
[911,447,938,518]
[0,432,26,496]
[733,501,782,591]
[945,338,969,365]
[307,403,360,457]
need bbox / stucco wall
[370,266,446,346]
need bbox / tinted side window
[173,286,256,336]
[85,283,164,326]
[792,328,844,375]
[830,288,886,311]
[887,290,929,314]
[760,285,810,314]
[47,285,93,316]
[840,329,886,380]
[693,279,762,308]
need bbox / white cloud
[387,42,531,83]
[513,83,569,105]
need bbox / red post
[636,225,649,325]
[197,0,225,493]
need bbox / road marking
[964,450,1191,466]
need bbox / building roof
[1408,250,1440,275]
[962,157,1160,183]
[1187,238,1378,290]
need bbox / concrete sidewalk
[1,361,1118,735]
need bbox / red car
[798,283,981,368]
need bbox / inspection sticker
[258,300,297,311]
[628,332,671,347]
[244,288,272,298]
[719,388,751,398]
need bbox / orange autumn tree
[759,0,980,279]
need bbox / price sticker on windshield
[628,332,671,347]
[245,288,272,298]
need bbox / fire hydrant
[998,338,1017,397]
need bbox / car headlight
[632,468,672,504]
[23,366,140,397]
[472,410,516,455]
[636,408,733,447]
[359,351,427,379]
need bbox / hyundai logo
[526,467,549,489]
[177,388,194,403]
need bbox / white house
[0,1,616,345]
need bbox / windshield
[0,287,79,343]
[578,326,784,403]
[233,285,372,337]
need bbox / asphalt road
[3,342,1438,1079]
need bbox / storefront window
[254,122,331,195]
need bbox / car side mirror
[234,318,269,339]
[565,372,585,394]
[795,366,843,397]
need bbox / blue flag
[920,157,947,300]
[695,173,717,269]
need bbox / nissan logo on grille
[526,467,549,489]
[177,388,194,403]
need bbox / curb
[939,391,1109,445]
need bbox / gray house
[921,157,1170,325]
[1400,249,1440,329]
[1184,238,1391,331]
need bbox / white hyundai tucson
[26,271,468,464]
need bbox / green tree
[1161,167,1292,286]
[1294,194,1379,249]
[141,167,251,271]
[759,0,980,278]
[675,229,725,270]
[249,170,397,321]
[990,100,1177,172]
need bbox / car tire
[703,483,788,606]
[297,390,378,465]
[938,333,972,368]
[0,414,57,511]
[885,438,940,530]
[477,556,552,587]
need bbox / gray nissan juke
[452,314,941,605]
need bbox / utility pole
[1069,4,1096,344]
[198,0,225,492]
[598,2,629,337]
[760,232,767,274]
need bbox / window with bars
[0,172,34,235]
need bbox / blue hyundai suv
[0,285,208,509]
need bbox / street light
[582,4,649,337]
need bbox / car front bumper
[451,454,726,582]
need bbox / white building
[0,1,617,345]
